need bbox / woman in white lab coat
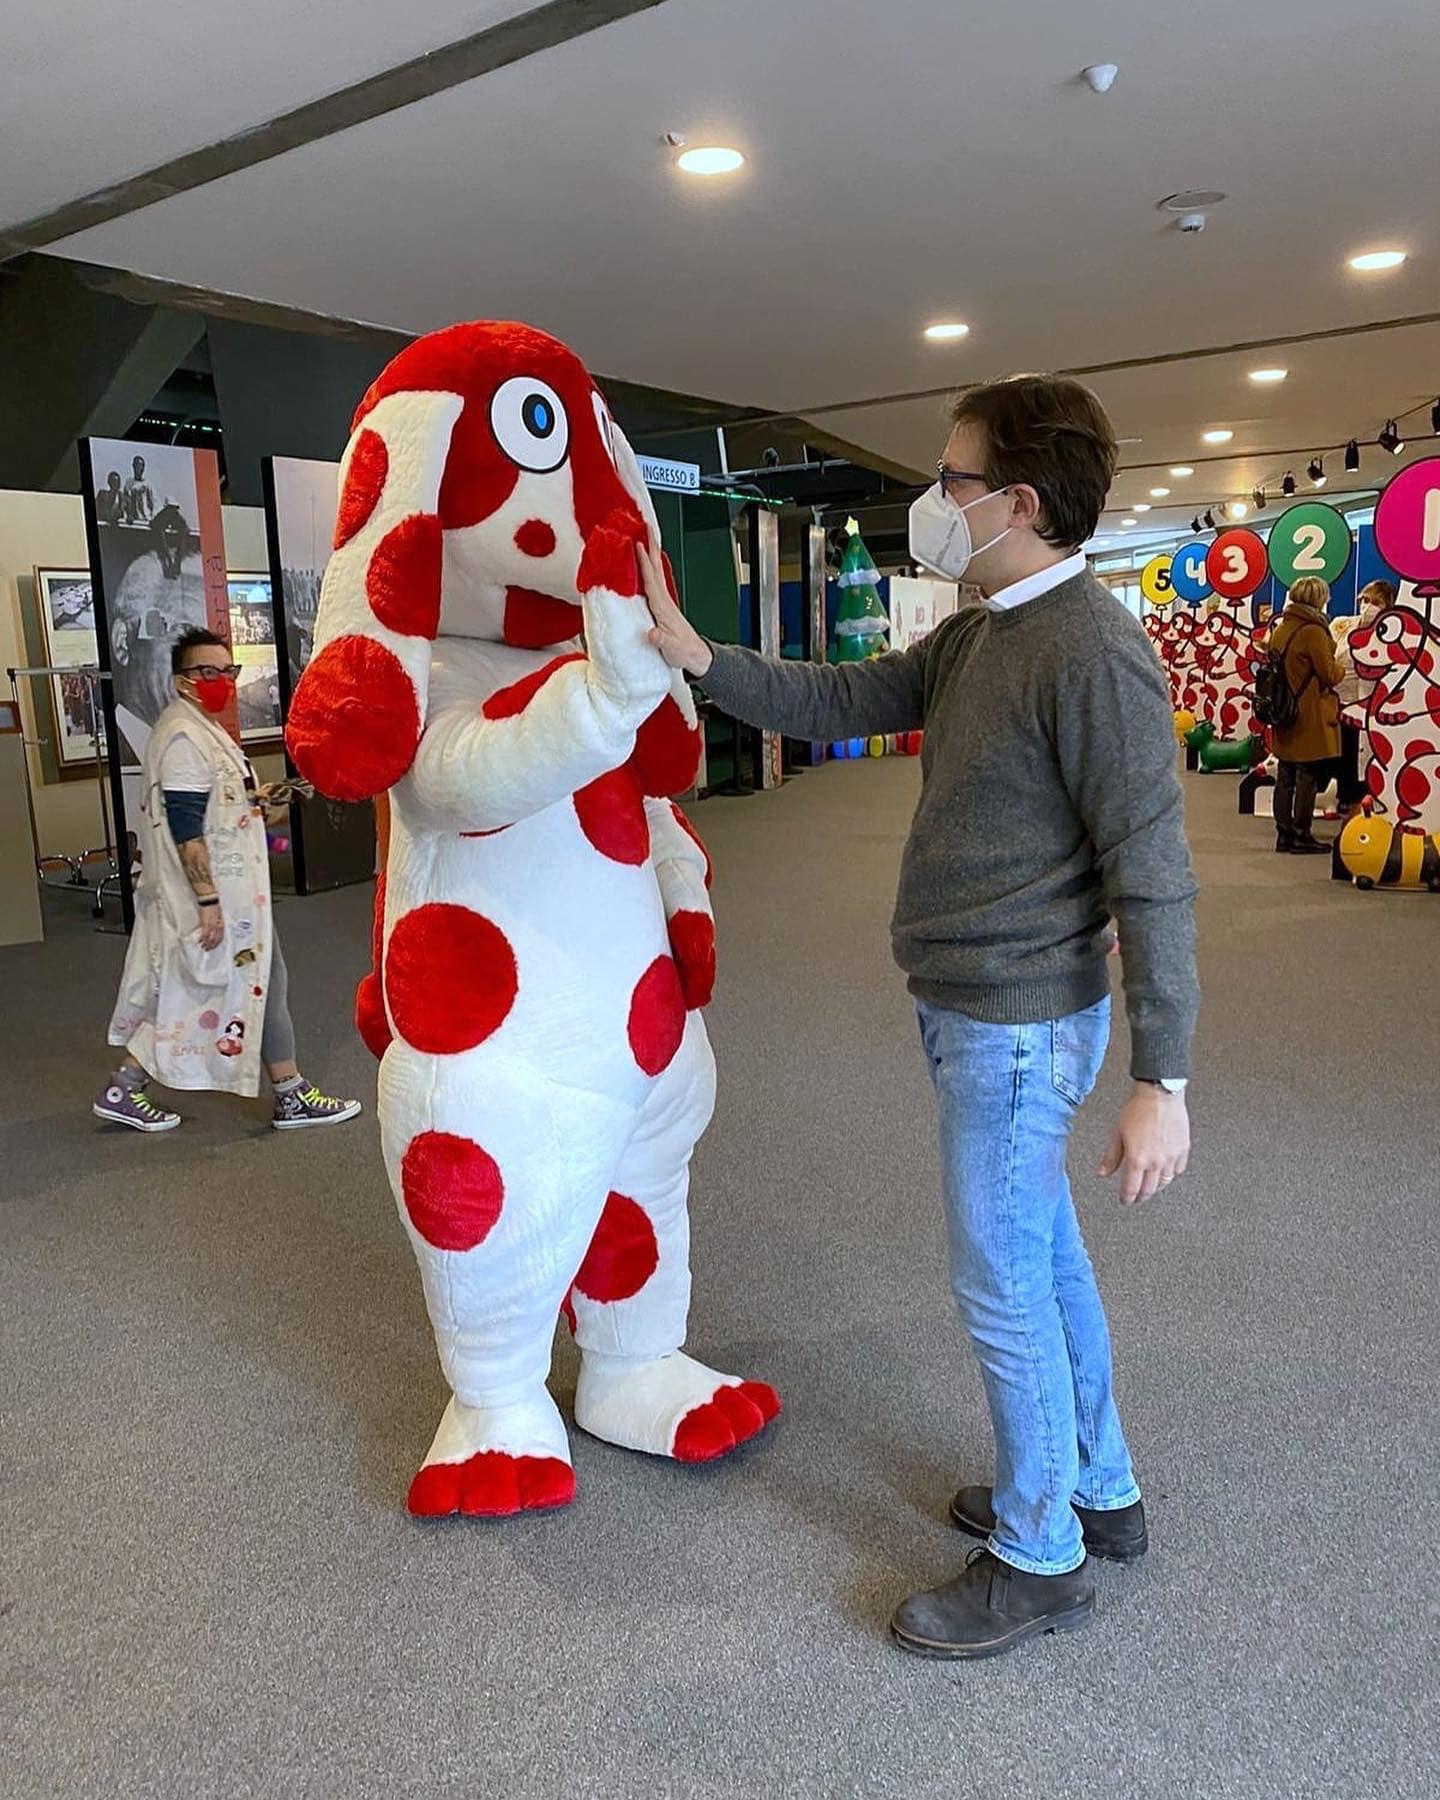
[94,627,360,1134]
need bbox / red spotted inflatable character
[287,322,779,1517]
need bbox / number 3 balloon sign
[1205,528,1268,601]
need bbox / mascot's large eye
[591,391,618,465]
[490,376,569,473]
[1377,613,1404,643]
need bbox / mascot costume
[286,321,779,1517]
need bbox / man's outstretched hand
[1099,1085,1190,1205]
[639,544,713,679]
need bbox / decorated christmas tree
[832,520,889,662]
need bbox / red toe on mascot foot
[286,321,779,1517]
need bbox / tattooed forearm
[178,836,217,899]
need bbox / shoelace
[133,1091,170,1118]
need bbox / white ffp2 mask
[908,482,1010,581]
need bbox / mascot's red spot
[576,511,645,601]
[355,971,393,1060]
[629,695,702,797]
[367,513,444,639]
[400,1129,504,1253]
[574,768,649,866]
[385,903,518,1053]
[627,955,686,1076]
[503,587,584,649]
[514,518,557,559]
[668,803,713,888]
[483,652,585,721]
[573,1192,659,1303]
[666,909,716,1010]
[286,635,419,802]
[333,429,388,549]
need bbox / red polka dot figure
[1193,600,1260,742]
[1347,590,1440,830]
[284,321,778,1519]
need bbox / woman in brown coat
[1268,575,1344,853]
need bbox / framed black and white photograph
[34,567,106,772]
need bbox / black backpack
[1252,646,1308,729]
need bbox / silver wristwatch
[1140,1077,1188,1095]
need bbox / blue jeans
[917,997,1139,1575]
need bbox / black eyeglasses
[936,462,988,495]
[184,663,242,680]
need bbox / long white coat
[108,699,274,1096]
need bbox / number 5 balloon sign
[1374,455,1440,612]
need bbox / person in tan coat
[1269,575,1343,853]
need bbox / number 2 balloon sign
[1267,501,1352,590]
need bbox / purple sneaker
[271,1082,362,1131]
[93,1078,181,1133]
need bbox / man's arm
[702,640,928,742]
[1055,618,1199,1080]
[1055,609,1199,1204]
[640,542,928,739]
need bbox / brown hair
[1289,576,1331,612]
[1358,579,1396,609]
[949,374,1118,548]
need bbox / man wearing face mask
[94,626,360,1134]
[642,374,1198,1660]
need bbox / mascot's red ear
[286,386,465,803]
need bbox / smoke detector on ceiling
[1081,63,1119,94]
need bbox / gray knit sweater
[702,569,1199,1079]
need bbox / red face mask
[190,674,235,714]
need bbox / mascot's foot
[574,1350,781,1463]
[407,1392,575,1518]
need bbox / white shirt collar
[985,551,1087,613]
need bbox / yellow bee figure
[1339,813,1440,892]
[1173,709,1197,743]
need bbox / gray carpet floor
[2,760,1436,1800]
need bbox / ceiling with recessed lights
[4,0,1437,531]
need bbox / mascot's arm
[405,513,671,833]
[645,798,715,1010]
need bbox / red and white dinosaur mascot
[286,321,779,1518]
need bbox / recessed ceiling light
[1169,465,1194,477]
[923,321,970,341]
[676,146,745,176]
[1348,249,1406,272]
[1150,487,1170,497]
[1133,503,1152,511]
[1202,429,1234,444]
[1159,190,1227,212]
[1249,368,1288,383]
[1120,517,1137,527]
[1229,501,1248,518]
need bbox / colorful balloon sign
[1170,538,1213,604]
[1140,554,1174,606]
[1266,501,1352,589]
[1374,455,1440,590]
[1206,528,1268,600]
